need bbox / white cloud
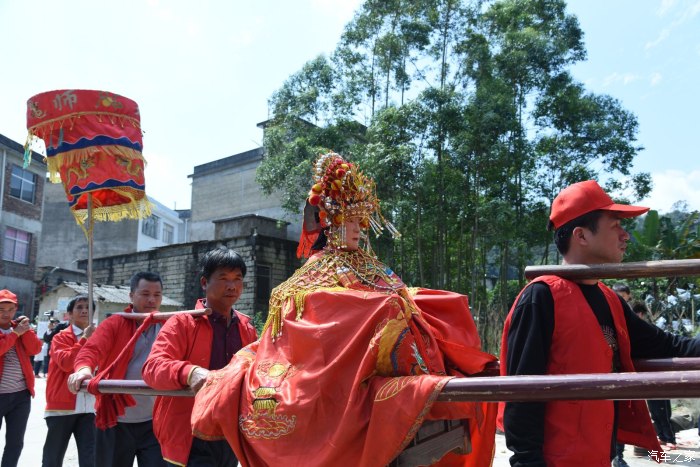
[603,72,641,87]
[650,72,663,86]
[657,0,678,16]
[642,169,700,213]
[647,1,700,49]
[646,28,671,49]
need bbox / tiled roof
[61,281,183,307]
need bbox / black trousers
[0,389,31,467]
[648,399,676,443]
[42,413,96,467]
[164,438,238,467]
[96,420,166,467]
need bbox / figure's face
[201,267,244,313]
[580,212,630,264]
[342,217,363,251]
[0,303,17,329]
[69,299,90,329]
[129,279,163,313]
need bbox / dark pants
[616,442,625,459]
[33,359,43,376]
[0,389,31,467]
[42,413,96,467]
[648,399,676,443]
[42,355,50,376]
[164,438,238,467]
[96,420,166,467]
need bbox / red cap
[0,289,18,304]
[549,180,649,229]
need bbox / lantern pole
[87,193,94,325]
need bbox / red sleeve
[0,332,19,356]
[142,314,196,390]
[236,312,258,346]
[74,316,121,372]
[19,330,43,356]
[51,328,85,373]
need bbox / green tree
[256,0,651,349]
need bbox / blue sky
[0,0,697,213]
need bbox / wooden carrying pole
[115,308,212,321]
[436,370,700,402]
[524,258,700,281]
[87,194,94,326]
[80,358,700,398]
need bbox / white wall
[136,197,184,251]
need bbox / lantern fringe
[72,193,152,226]
[45,146,145,184]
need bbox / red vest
[499,276,661,466]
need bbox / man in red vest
[500,180,700,467]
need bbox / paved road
[493,429,700,467]
[4,377,700,466]
[0,376,80,466]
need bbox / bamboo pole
[524,259,700,281]
[115,308,212,321]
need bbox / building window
[10,165,36,203]
[162,223,174,244]
[142,215,160,239]
[256,264,271,309]
[3,228,31,264]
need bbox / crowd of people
[0,152,698,467]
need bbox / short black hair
[612,283,631,295]
[199,247,247,281]
[551,210,604,256]
[129,271,163,292]
[66,294,95,312]
[631,300,648,315]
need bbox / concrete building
[80,214,301,324]
[37,183,186,276]
[188,147,302,243]
[38,281,184,324]
[0,133,46,317]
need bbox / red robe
[192,252,496,466]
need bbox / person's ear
[200,276,207,291]
[572,226,587,245]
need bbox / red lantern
[26,89,151,225]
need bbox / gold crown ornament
[307,152,399,241]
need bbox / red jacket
[499,276,661,466]
[143,301,257,466]
[74,307,137,375]
[0,327,42,396]
[46,325,88,411]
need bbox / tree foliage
[256,0,654,350]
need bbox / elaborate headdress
[296,151,399,258]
